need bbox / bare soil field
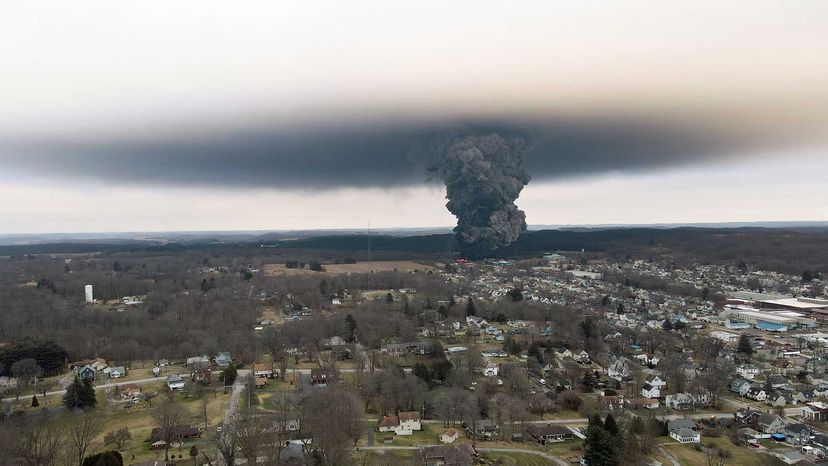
[264,260,434,276]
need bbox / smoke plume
[427,132,533,258]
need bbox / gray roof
[668,419,697,432]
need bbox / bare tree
[18,421,66,466]
[67,414,103,466]
[103,427,131,450]
[303,386,364,465]
[152,398,190,463]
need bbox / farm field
[264,260,434,276]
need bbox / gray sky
[1,1,827,233]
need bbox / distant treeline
[2,227,827,275]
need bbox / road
[1,366,405,404]
[220,369,251,440]
[0,373,192,404]
[721,396,802,418]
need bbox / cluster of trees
[0,413,118,466]
[0,340,68,377]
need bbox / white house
[645,374,667,390]
[668,419,700,444]
[737,364,761,380]
[607,358,630,382]
[440,428,459,444]
[641,383,661,399]
[399,412,422,431]
[746,387,767,402]
[670,427,700,444]
[108,366,126,379]
[166,375,185,390]
[482,361,499,377]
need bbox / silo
[85,284,94,303]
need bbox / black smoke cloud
[1,115,761,191]
[424,131,532,258]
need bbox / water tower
[84,284,94,303]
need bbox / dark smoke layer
[427,132,532,258]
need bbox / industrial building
[722,305,816,330]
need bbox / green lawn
[480,452,553,466]
[663,436,775,466]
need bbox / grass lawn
[354,449,421,466]
[663,436,775,466]
[480,452,553,466]
[374,424,439,447]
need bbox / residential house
[576,351,591,364]
[440,428,459,444]
[599,395,624,412]
[421,444,477,466]
[757,413,786,434]
[310,368,338,386]
[737,364,761,379]
[641,383,660,399]
[607,357,630,382]
[782,423,812,445]
[802,402,828,421]
[253,362,274,379]
[482,361,499,377]
[378,416,403,434]
[766,392,787,408]
[525,425,574,444]
[774,450,807,465]
[735,408,763,428]
[465,420,499,440]
[645,374,667,390]
[215,352,232,367]
[108,366,126,379]
[729,378,752,396]
[665,393,707,411]
[399,412,422,432]
[186,355,210,368]
[166,375,185,390]
[746,386,767,402]
[667,419,700,444]
[76,365,96,382]
[149,425,201,450]
[625,397,659,410]
[554,348,573,360]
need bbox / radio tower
[367,220,372,262]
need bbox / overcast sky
[1,1,827,233]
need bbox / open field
[662,436,773,466]
[264,260,434,276]
[480,452,554,465]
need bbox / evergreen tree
[583,414,619,466]
[83,451,123,466]
[737,334,754,356]
[465,298,476,317]
[662,318,673,331]
[31,394,38,407]
[603,413,619,435]
[344,314,357,342]
[222,363,238,386]
[582,371,597,392]
[63,376,97,410]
